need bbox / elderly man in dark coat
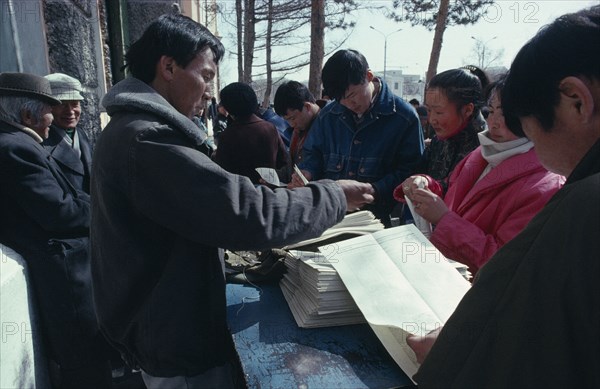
[0,72,111,387]
[43,73,93,193]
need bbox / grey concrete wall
[127,1,179,44]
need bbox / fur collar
[102,77,207,146]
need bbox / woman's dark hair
[427,65,490,116]
[485,76,525,138]
[219,82,258,119]
[503,6,600,130]
[274,81,315,116]
[124,13,225,83]
[322,49,369,100]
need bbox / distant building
[376,70,425,104]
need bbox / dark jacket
[415,138,600,388]
[0,119,97,368]
[214,113,288,184]
[93,77,347,377]
[43,125,93,193]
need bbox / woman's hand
[406,327,443,364]
[409,188,449,224]
[400,175,430,199]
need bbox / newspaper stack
[280,250,367,328]
[280,211,385,328]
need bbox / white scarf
[54,126,82,159]
[476,129,533,180]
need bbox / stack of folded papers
[280,250,367,328]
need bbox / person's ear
[558,76,595,124]
[157,55,177,81]
[20,109,34,127]
[461,102,475,119]
[366,69,374,83]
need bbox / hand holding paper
[288,166,312,188]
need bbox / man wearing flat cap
[44,73,92,194]
[0,72,112,387]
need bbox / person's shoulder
[316,100,340,116]
[0,127,36,147]
[375,91,418,125]
[564,172,600,204]
[76,127,91,142]
[0,131,46,162]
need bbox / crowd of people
[0,4,597,388]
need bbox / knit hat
[44,73,84,101]
[0,72,61,105]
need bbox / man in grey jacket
[91,13,373,388]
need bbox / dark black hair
[409,98,420,106]
[485,76,525,137]
[124,13,225,84]
[427,65,489,116]
[503,6,600,130]
[219,82,258,119]
[322,49,369,100]
[273,81,315,116]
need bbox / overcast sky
[216,0,598,85]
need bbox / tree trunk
[242,0,256,84]
[425,0,449,85]
[308,0,325,98]
[262,0,273,108]
[236,0,243,82]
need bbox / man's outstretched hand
[336,180,375,212]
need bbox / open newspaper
[324,224,471,383]
[283,210,384,250]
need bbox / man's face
[23,104,53,139]
[339,72,374,115]
[520,115,574,176]
[169,48,217,119]
[51,100,81,129]
[283,103,315,132]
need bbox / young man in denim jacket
[291,49,424,226]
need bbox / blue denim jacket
[300,79,424,220]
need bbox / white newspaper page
[325,225,470,382]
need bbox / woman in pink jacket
[395,78,564,274]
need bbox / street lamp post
[470,36,497,69]
[369,26,403,83]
